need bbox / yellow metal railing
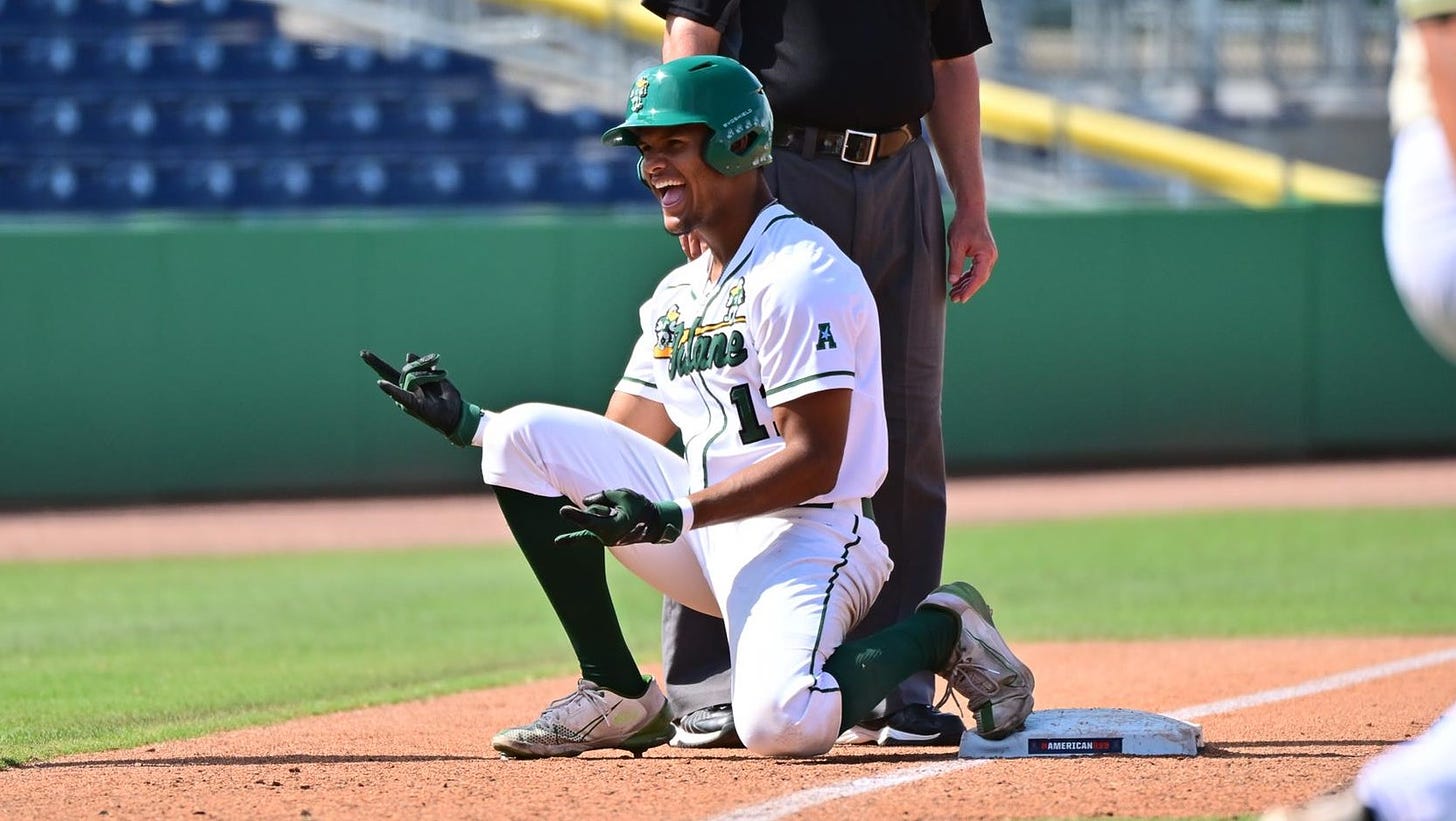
[977,81,1380,207]
[505,0,1381,206]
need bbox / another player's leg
[488,486,673,759]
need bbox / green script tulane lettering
[670,328,748,379]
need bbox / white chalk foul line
[706,645,1456,821]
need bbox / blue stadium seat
[246,36,301,77]
[552,155,636,204]
[96,159,158,208]
[251,157,313,205]
[99,34,154,78]
[328,156,388,204]
[400,156,465,204]
[565,106,614,139]
[247,95,307,141]
[400,95,457,139]
[314,43,377,78]
[326,94,382,138]
[167,35,225,78]
[83,0,153,23]
[172,158,236,206]
[177,96,232,142]
[15,0,79,21]
[103,96,158,142]
[475,94,537,144]
[28,96,84,142]
[483,153,541,203]
[404,43,452,76]
[183,0,273,23]
[22,36,79,80]
[181,0,232,20]
[23,160,83,208]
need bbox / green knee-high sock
[492,485,647,699]
[823,608,960,732]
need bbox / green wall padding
[2,204,1453,505]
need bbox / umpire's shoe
[668,703,742,749]
[919,582,1035,740]
[491,677,674,759]
[835,703,966,746]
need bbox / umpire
[644,0,1001,748]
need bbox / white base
[958,708,1203,758]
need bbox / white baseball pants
[477,402,894,756]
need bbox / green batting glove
[361,350,483,447]
[556,489,684,547]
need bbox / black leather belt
[797,498,876,521]
[773,122,920,166]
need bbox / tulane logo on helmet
[629,76,650,114]
[601,55,773,177]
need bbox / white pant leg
[708,509,892,757]
[1357,702,1456,821]
[478,402,720,618]
[1385,119,1456,365]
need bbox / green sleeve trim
[619,376,657,389]
[764,370,855,397]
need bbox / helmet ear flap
[636,155,650,189]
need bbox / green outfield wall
[2,204,1454,506]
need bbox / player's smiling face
[635,124,734,237]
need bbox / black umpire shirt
[642,0,992,133]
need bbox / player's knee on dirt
[733,690,840,758]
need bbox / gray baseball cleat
[491,677,674,759]
[918,582,1035,740]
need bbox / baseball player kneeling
[361,56,1034,759]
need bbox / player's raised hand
[556,489,683,547]
[360,350,483,447]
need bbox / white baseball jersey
[614,202,888,501]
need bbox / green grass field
[3,507,1454,765]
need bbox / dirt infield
[3,459,1456,820]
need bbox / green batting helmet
[602,55,773,177]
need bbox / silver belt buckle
[840,129,877,165]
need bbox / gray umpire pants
[662,136,949,718]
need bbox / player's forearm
[684,445,843,530]
[605,390,678,445]
[663,15,720,60]
[926,54,989,214]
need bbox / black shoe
[836,703,966,747]
[668,703,743,749]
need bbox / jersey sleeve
[751,245,873,407]
[615,298,664,403]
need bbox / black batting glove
[361,350,483,447]
[556,489,684,547]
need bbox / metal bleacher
[0,0,642,212]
